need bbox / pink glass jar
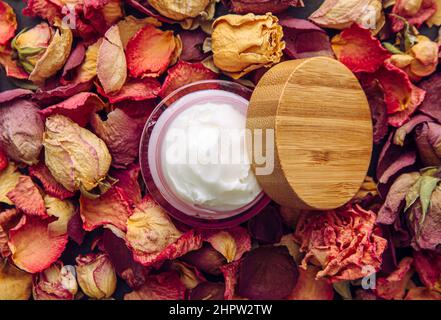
[139,80,271,229]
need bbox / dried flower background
[1,0,441,301]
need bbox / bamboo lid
[246,57,373,210]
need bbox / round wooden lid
[246,57,373,210]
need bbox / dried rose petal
[0,88,32,104]
[126,197,202,267]
[29,162,75,200]
[295,204,387,282]
[331,23,390,73]
[8,215,68,273]
[45,195,76,237]
[126,24,179,78]
[190,282,225,300]
[0,260,32,300]
[0,99,44,165]
[237,246,298,300]
[360,78,389,144]
[212,13,285,79]
[71,38,102,85]
[97,25,127,94]
[39,92,106,127]
[43,115,112,193]
[179,29,208,62]
[375,257,414,300]
[310,0,385,33]
[0,163,21,205]
[202,227,251,263]
[90,108,144,168]
[80,186,132,232]
[413,250,441,292]
[225,0,301,14]
[0,47,28,79]
[374,63,426,127]
[101,228,147,288]
[220,260,240,300]
[97,78,161,103]
[168,260,205,290]
[124,271,186,300]
[7,176,47,217]
[181,243,227,276]
[391,0,437,32]
[67,210,85,245]
[0,208,20,258]
[83,0,123,35]
[279,16,334,59]
[0,0,17,46]
[117,15,162,49]
[405,288,441,300]
[76,253,117,299]
[111,164,142,206]
[32,262,78,300]
[158,61,218,99]
[248,205,283,245]
[288,266,334,300]
[34,81,94,105]
[61,43,86,82]
[419,72,441,120]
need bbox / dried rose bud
[0,99,44,165]
[391,0,436,32]
[32,262,78,300]
[212,13,285,79]
[76,253,116,299]
[189,282,225,300]
[181,243,227,275]
[148,0,215,21]
[43,115,112,193]
[12,22,73,83]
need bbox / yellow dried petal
[148,0,211,21]
[310,0,371,29]
[74,38,102,84]
[212,13,285,79]
[117,15,161,49]
[45,195,75,236]
[0,260,32,300]
[29,25,73,84]
[206,231,236,263]
[427,0,441,26]
[97,25,127,94]
[0,163,21,205]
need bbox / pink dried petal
[220,260,240,300]
[33,81,94,105]
[38,92,106,127]
[96,77,160,103]
[111,164,142,206]
[225,0,302,14]
[7,176,47,217]
[0,89,33,104]
[67,209,85,245]
[375,257,414,300]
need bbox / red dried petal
[405,288,441,300]
[202,227,251,262]
[111,164,142,206]
[179,29,208,62]
[124,271,186,300]
[28,162,74,200]
[61,43,86,82]
[133,229,203,267]
[391,0,437,32]
[80,186,133,232]
[288,266,334,300]
[8,215,68,273]
[0,148,8,172]
[7,176,47,217]
[67,209,85,245]
[159,61,218,99]
[38,92,106,127]
[96,77,161,104]
[0,1,17,46]
[413,250,441,292]
[0,208,20,258]
[22,0,61,24]
[375,257,414,300]
[295,204,387,282]
[220,260,240,300]
[375,62,426,127]
[126,24,177,78]
[33,81,94,105]
[0,47,28,79]
[332,23,390,73]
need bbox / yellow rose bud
[212,13,285,79]
[32,262,78,300]
[75,253,116,299]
